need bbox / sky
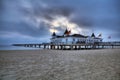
[0,0,120,45]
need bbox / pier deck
[13,41,120,50]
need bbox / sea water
[0,45,41,50]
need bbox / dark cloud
[115,0,120,13]
[0,0,120,45]
[0,0,3,10]
[43,6,73,17]
[22,5,74,21]
[70,16,93,28]
[0,21,50,37]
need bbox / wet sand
[0,49,120,80]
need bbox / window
[73,38,75,41]
[66,38,68,42]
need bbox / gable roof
[91,33,95,37]
[64,29,69,34]
[52,32,56,36]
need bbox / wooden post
[57,45,58,49]
[70,45,73,50]
[79,45,81,50]
[39,45,41,48]
[34,45,36,48]
[60,45,62,49]
[102,45,104,48]
[44,45,46,49]
[112,45,113,49]
[62,45,63,50]
[85,45,86,49]
[75,45,77,50]
[57,45,59,49]
[64,45,66,50]
[50,45,52,49]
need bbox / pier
[13,41,120,50]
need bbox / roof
[52,32,56,36]
[64,28,71,35]
[71,34,87,38]
[91,33,95,37]
[51,34,87,39]
[64,29,69,34]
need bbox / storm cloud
[0,0,120,44]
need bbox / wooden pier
[13,41,120,50]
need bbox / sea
[0,45,41,50]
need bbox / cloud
[21,2,84,34]
[0,0,120,45]
[42,6,73,17]
[0,31,49,45]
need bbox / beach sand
[0,49,120,80]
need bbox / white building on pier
[51,29,102,44]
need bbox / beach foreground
[0,49,120,80]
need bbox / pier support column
[44,45,46,49]
[74,45,76,49]
[39,45,41,48]
[60,45,62,50]
[50,45,52,49]
[55,45,56,49]
[34,45,36,48]
[72,45,75,49]
[85,45,86,49]
[112,45,113,49]
[102,45,104,48]
[57,45,59,49]
[79,46,81,50]
[53,45,55,49]
[70,45,73,50]
[64,46,66,50]
[61,45,64,50]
